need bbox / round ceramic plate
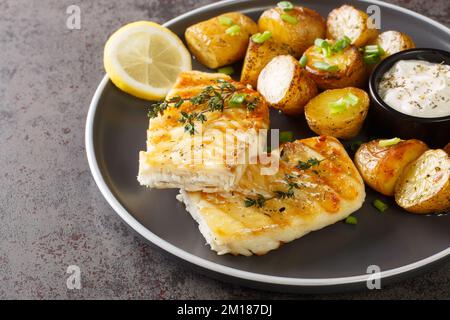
[86,0,450,293]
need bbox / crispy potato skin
[370,30,416,58]
[305,87,369,139]
[444,142,450,155]
[355,139,429,196]
[304,44,367,90]
[241,39,293,88]
[395,149,450,214]
[326,5,379,48]
[258,7,326,58]
[258,55,318,115]
[185,12,258,69]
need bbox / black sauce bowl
[368,48,450,148]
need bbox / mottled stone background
[0,0,448,299]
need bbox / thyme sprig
[296,158,323,170]
[147,79,259,134]
[244,174,300,208]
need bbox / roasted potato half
[444,142,450,155]
[258,6,326,57]
[355,139,429,196]
[257,55,318,115]
[326,5,379,47]
[370,30,416,58]
[303,41,366,90]
[395,149,450,214]
[241,38,293,88]
[185,12,258,69]
[304,87,369,139]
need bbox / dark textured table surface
[0,0,449,299]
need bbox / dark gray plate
[86,0,450,293]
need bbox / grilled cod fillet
[178,136,366,256]
[138,71,269,192]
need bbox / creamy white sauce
[378,59,450,118]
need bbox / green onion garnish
[226,25,241,36]
[281,14,298,25]
[312,61,338,72]
[345,93,359,106]
[277,1,294,11]
[217,66,234,75]
[229,93,247,106]
[280,131,294,143]
[363,53,380,65]
[329,100,347,114]
[299,54,308,67]
[314,38,328,48]
[329,93,360,114]
[332,36,352,52]
[373,199,388,212]
[379,137,402,147]
[345,215,358,225]
[251,31,272,44]
[218,16,233,26]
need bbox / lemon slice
[104,21,192,100]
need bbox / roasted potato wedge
[241,38,293,88]
[258,6,326,57]
[355,139,429,196]
[257,55,318,115]
[326,5,379,48]
[304,87,369,139]
[303,41,366,90]
[395,149,450,214]
[185,12,258,69]
[444,142,450,155]
[370,30,415,58]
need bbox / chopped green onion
[373,199,388,213]
[345,215,358,225]
[218,16,233,26]
[226,25,241,36]
[229,93,247,106]
[277,1,294,11]
[329,99,347,114]
[379,137,402,147]
[312,61,338,72]
[251,31,272,44]
[364,45,381,54]
[314,38,328,48]
[363,53,381,65]
[345,93,359,106]
[280,131,294,143]
[217,66,234,75]
[281,14,298,25]
[299,54,308,67]
[332,36,352,52]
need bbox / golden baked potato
[241,37,293,88]
[257,55,318,115]
[304,87,369,139]
[185,12,258,69]
[444,142,450,155]
[258,6,326,57]
[303,40,366,90]
[370,30,415,59]
[395,149,450,214]
[355,139,429,196]
[326,4,379,48]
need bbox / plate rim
[86,0,450,288]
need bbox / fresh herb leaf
[379,138,402,147]
[299,54,308,67]
[281,14,298,25]
[296,158,322,170]
[251,31,272,44]
[226,25,241,36]
[218,16,233,26]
